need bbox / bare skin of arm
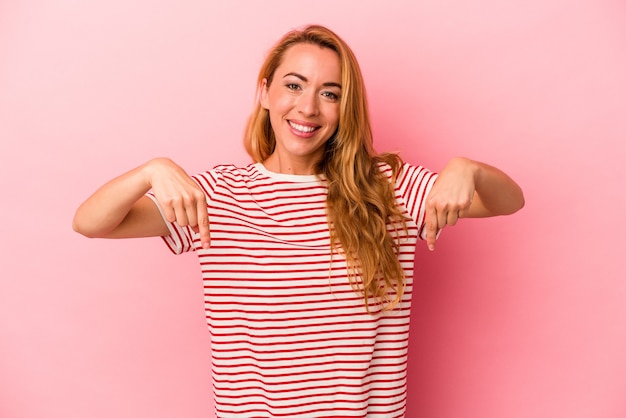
[72,157,211,249]
[424,157,525,251]
[74,156,522,252]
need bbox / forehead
[275,43,341,81]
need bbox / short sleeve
[394,163,438,240]
[145,168,223,255]
[145,193,197,254]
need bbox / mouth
[288,120,320,137]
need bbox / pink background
[1,0,625,417]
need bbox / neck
[263,153,319,175]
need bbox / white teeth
[289,121,316,133]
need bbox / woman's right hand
[73,158,211,249]
[145,158,211,249]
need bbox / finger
[173,203,190,227]
[161,203,177,224]
[167,195,190,227]
[184,195,200,228]
[196,197,211,249]
[447,210,460,226]
[425,207,439,251]
[157,193,187,225]
[436,207,449,230]
[183,189,206,226]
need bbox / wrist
[449,156,477,176]
[141,157,170,188]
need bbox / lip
[288,119,320,138]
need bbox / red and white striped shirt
[149,162,436,417]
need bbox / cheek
[326,105,340,128]
[269,94,296,115]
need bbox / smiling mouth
[288,120,319,134]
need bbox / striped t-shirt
[150,162,437,418]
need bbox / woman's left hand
[424,157,476,251]
[423,156,525,251]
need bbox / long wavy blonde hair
[244,25,407,312]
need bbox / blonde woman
[74,25,524,418]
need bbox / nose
[296,90,319,117]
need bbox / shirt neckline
[253,162,325,183]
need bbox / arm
[72,157,211,249]
[424,157,525,251]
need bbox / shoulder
[373,153,403,181]
[188,163,262,196]
[194,163,261,182]
[375,159,433,185]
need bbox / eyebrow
[283,72,342,89]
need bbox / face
[260,43,342,175]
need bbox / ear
[260,78,270,110]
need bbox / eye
[322,91,340,101]
[286,83,301,91]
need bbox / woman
[73,25,523,418]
